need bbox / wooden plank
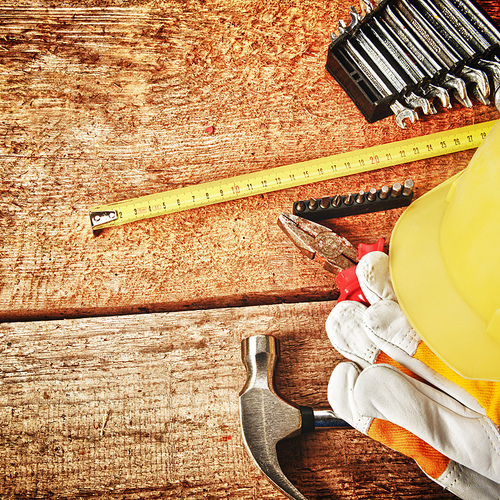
[0,301,453,499]
[0,1,499,320]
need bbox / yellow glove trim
[415,342,500,426]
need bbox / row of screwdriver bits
[293,179,414,220]
[326,0,500,127]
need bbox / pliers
[278,212,385,304]
[277,212,358,273]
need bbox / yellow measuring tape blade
[90,120,497,230]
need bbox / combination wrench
[326,0,500,126]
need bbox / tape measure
[90,119,497,230]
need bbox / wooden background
[1,0,498,498]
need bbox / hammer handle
[301,407,351,433]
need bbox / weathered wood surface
[1,0,499,498]
[0,302,454,499]
[0,0,498,321]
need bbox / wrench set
[326,0,500,128]
[293,179,414,220]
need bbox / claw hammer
[239,335,350,500]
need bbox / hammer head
[238,335,309,500]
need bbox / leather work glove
[326,251,500,499]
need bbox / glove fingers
[358,254,500,421]
[354,364,500,482]
[364,300,488,415]
[326,301,378,369]
[440,462,500,500]
[329,251,500,495]
[327,300,424,382]
[329,363,455,487]
[356,251,397,304]
[329,362,500,494]
[328,361,372,434]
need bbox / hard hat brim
[390,173,500,381]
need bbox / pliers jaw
[277,213,358,273]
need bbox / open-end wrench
[398,0,490,102]
[382,4,444,78]
[371,17,450,108]
[346,5,363,30]
[361,0,374,16]
[383,4,471,106]
[342,0,471,112]
[427,0,500,109]
[334,34,418,128]
[434,0,492,53]
[441,75,472,107]
[410,0,477,59]
[477,59,500,111]
[433,0,492,53]
[327,0,500,124]
[395,0,462,69]
[355,29,433,114]
[368,17,449,110]
[368,17,424,84]
[460,66,491,105]
[448,0,500,47]
[338,11,433,115]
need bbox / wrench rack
[326,0,500,128]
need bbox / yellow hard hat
[390,120,500,381]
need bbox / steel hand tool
[383,3,471,106]
[239,335,349,500]
[277,213,358,273]
[395,0,490,103]
[333,33,419,128]
[368,16,450,109]
[278,212,385,303]
[326,0,500,125]
[292,180,414,222]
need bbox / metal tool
[395,0,461,69]
[395,0,490,103]
[336,36,419,128]
[337,8,434,119]
[292,179,414,221]
[382,3,471,106]
[356,28,434,114]
[478,58,500,110]
[277,212,358,272]
[239,335,350,500]
[368,17,450,109]
[450,0,500,46]
[326,0,500,126]
[383,3,471,105]
[434,0,492,52]
[381,5,443,76]
[413,0,479,58]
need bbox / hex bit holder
[293,180,414,221]
[326,0,500,127]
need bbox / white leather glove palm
[326,251,500,499]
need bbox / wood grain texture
[0,0,499,320]
[1,0,498,498]
[0,301,454,499]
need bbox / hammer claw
[239,335,350,499]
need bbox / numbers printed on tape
[90,120,496,230]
